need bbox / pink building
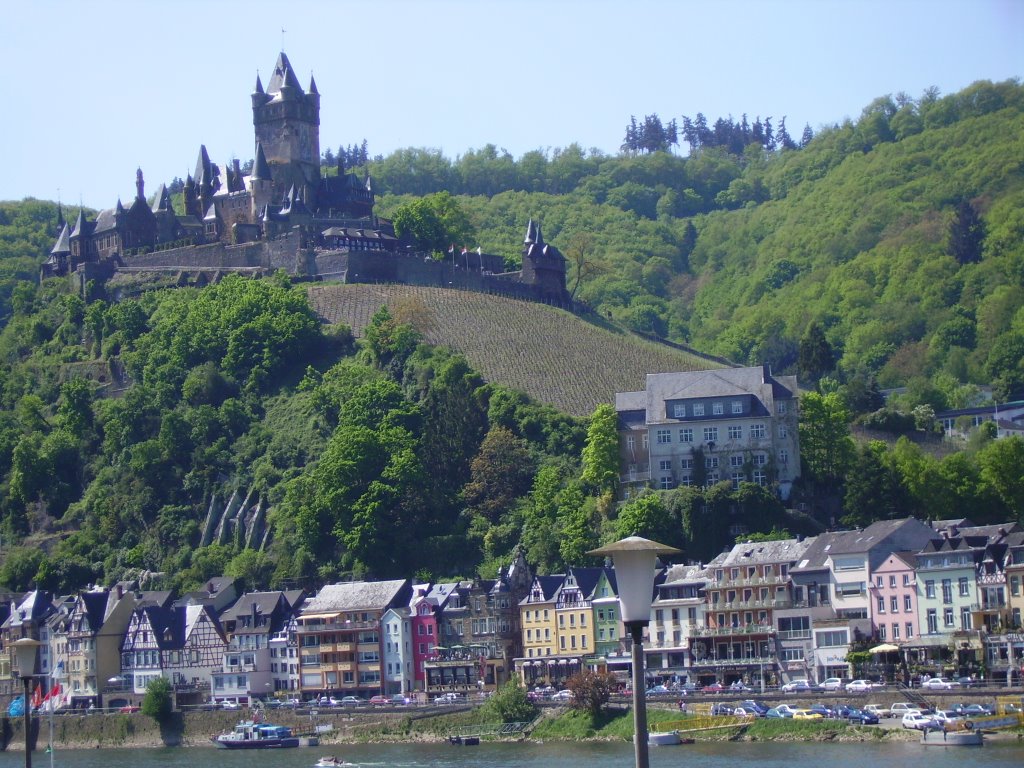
[870,552,919,643]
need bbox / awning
[870,643,900,653]
[558,659,568,664]
[299,612,342,620]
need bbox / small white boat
[314,757,357,767]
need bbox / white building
[615,364,800,500]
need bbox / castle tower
[521,219,570,305]
[248,142,275,221]
[252,52,321,207]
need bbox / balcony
[223,663,258,673]
[713,574,788,589]
[713,598,792,611]
[693,625,776,637]
[690,655,774,668]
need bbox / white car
[819,678,844,691]
[550,689,575,701]
[921,677,960,690]
[846,679,876,692]
[781,679,813,693]
[902,711,932,730]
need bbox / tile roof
[304,579,409,613]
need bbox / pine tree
[948,198,985,265]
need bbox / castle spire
[136,168,145,202]
[251,143,272,181]
[523,219,537,245]
[308,73,319,95]
[254,73,264,94]
[266,51,302,95]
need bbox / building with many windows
[647,563,707,683]
[296,580,411,699]
[615,365,800,500]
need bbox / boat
[449,735,481,745]
[314,757,357,767]
[212,719,300,749]
[648,730,694,745]
[921,727,983,746]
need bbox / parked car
[781,679,813,693]
[889,702,916,717]
[220,700,241,710]
[729,680,753,692]
[710,703,735,716]
[739,700,769,717]
[338,696,363,707]
[389,694,411,706]
[765,707,792,719]
[931,710,964,727]
[645,685,671,697]
[962,703,995,716]
[863,704,887,718]
[369,695,390,707]
[118,705,140,713]
[434,692,462,704]
[901,711,931,730]
[957,676,982,688]
[846,679,876,692]
[819,678,844,691]
[809,703,836,718]
[551,689,575,702]
[921,677,960,690]
[792,709,823,720]
[846,707,879,725]
[701,682,724,694]
[732,706,758,718]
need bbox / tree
[479,678,536,723]
[798,322,834,382]
[392,191,474,254]
[978,437,1024,516]
[615,492,676,545]
[948,198,985,265]
[141,676,173,723]
[580,404,619,495]
[463,426,535,524]
[798,390,854,484]
[565,670,618,715]
[842,442,908,527]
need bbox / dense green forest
[0,79,1022,594]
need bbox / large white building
[615,364,801,500]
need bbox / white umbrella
[870,643,900,653]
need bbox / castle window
[713,402,724,415]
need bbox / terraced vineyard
[307,283,722,416]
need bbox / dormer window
[673,404,685,418]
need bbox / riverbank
[2,704,1021,751]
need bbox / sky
[3,0,1021,210]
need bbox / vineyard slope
[307,284,721,417]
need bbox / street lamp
[12,637,42,768]
[589,536,679,768]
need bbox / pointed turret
[116,198,125,214]
[194,145,212,189]
[266,51,303,96]
[535,223,545,247]
[55,203,65,233]
[308,74,319,95]
[523,219,537,245]
[151,184,170,212]
[71,208,86,237]
[135,168,145,202]
[251,143,272,181]
[51,223,70,255]
[254,73,264,94]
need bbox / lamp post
[12,637,42,768]
[589,536,679,768]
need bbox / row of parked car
[711,700,882,723]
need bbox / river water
[1,740,1023,768]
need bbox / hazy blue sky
[4,0,1021,209]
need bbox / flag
[476,246,482,255]
[461,247,468,255]
[42,682,61,703]
[448,244,454,254]
[32,684,43,710]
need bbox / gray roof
[719,537,813,568]
[643,366,797,423]
[51,223,70,254]
[304,579,409,613]
[659,562,712,585]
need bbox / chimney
[117,584,123,600]
[762,363,771,383]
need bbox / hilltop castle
[45,52,570,307]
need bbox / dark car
[740,700,769,716]
[809,703,836,719]
[710,703,735,716]
[845,707,879,725]
[962,703,995,716]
